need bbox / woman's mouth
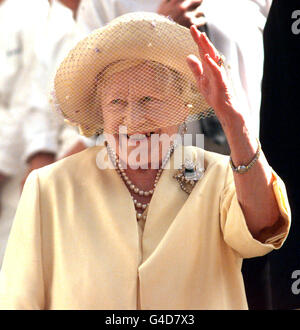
[126,132,157,141]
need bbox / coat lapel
[93,145,205,267]
[141,146,204,263]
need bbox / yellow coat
[0,146,291,309]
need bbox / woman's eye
[111,99,120,104]
[111,99,125,105]
[140,96,153,104]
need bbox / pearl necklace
[106,142,176,220]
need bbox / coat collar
[92,145,206,265]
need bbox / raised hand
[186,26,284,241]
[186,25,239,122]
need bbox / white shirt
[0,0,48,175]
[76,0,271,136]
[0,0,81,172]
[21,0,81,163]
[0,0,79,266]
[0,0,50,264]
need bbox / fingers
[187,53,219,84]
[186,54,203,78]
[186,54,209,95]
[190,25,205,59]
[190,25,222,65]
[203,54,222,79]
[187,28,225,92]
[200,33,222,65]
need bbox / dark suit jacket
[259,0,300,310]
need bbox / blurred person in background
[0,0,82,266]
[259,0,300,309]
[21,0,84,184]
[0,0,50,265]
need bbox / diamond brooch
[173,159,204,194]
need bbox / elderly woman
[0,13,290,310]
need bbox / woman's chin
[111,131,175,169]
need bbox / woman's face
[99,63,188,168]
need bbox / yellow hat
[53,12,213,137]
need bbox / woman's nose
[123,101,147,131]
